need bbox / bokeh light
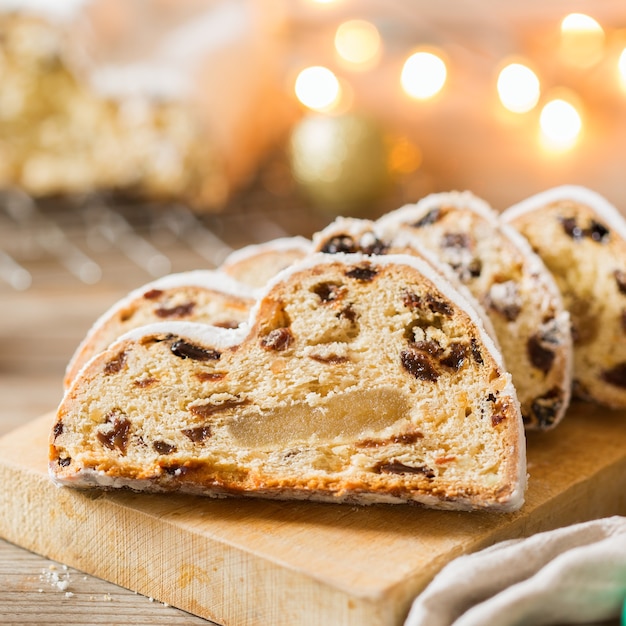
[619,48,626,89]
[497,63,540,113]
[401,51,447,100]
[388,136,422,175]
[294,66,341,111]
[334,19,381,70]
[540,98,582,150]
[560,13,605,67]
[561,13,602,32]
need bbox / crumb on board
[39,563,71,593]
[34,559,170,608]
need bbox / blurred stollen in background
[0,0,302,294]
[1,0,626,425]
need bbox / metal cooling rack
[0,184,327,292]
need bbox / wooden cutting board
[0,405,625,626]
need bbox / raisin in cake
[51,253,526,512]
[64,270,256,388]
[317,200,573,430]
[220,236,311,287]
[502,185,626,408]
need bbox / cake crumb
[40,563,71,593]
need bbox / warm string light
[619,48,626,90]
[292,9,624,156]
[497,63,540,113]
[560,13,605,67]
[540,96,583,150]
[334,19,381,70]
[401,50,447,100]
[294,66,341,111]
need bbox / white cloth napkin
[406,516,626,626]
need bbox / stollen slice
[502,185,626,408]
[51,253,526,512]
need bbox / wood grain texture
[0,538,213,625]
[0,405,625,626]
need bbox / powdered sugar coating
[120,319,248,351]
[133,269,259,300]
[503,185,626,242]
[84,270,256,339]
[50,465,523,511]
[312,217,379,246]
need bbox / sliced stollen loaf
[502,185,626,408]
[220,236,311,287]
[64,270,256,388]
[50,253,526,512]
[315,198,573,430]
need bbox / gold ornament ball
[289,113,390,216]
